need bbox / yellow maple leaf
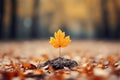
[49,29,71,48]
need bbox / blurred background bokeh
[0,0,120,40]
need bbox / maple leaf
[49,29,71,48]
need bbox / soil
[40,57,78,70]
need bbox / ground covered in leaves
[0,40,120,80]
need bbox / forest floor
[0,40,120,80]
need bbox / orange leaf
[21,62,36,69]
[49,29,71,48]
[32,68,44,75]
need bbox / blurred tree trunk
[101,0,110,39]
[31,0,40,38]
[0,0,4,39]
[112,0,120,39]
[10,0,17,39]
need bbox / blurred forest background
[0,0,120,40]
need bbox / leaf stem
[59,47,61,57]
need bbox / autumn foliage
[49,29,71,48]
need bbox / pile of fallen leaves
[0,52,120,80]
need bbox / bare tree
[101,0,110,39]
[32,0,41,39]
[112,0,120,39]
[10,0,17,39]
[0,0,4,39]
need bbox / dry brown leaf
[21,62,36,69]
